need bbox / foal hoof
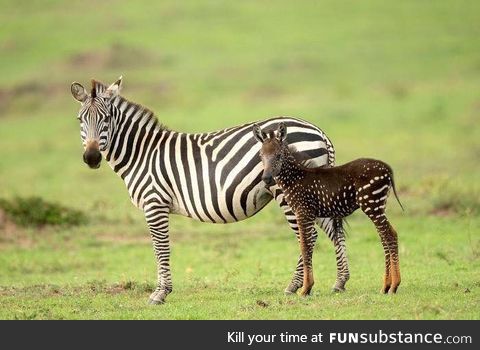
[381,285,391,294]
[299,287,313,297]
[331,286,346,293]
[389,285,400,294]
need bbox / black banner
[1,320,476,349]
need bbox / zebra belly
[142,117,334,224]
[169,178,274,223]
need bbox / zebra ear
[277,122,287,142]
[71,82,88,103]
[100,76,123,100]
[252,124,267,143]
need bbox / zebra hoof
[332,286,346,293]
[284,284,301,295]
[148,298,165,305]
[148,290,168,305]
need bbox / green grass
[0,0,479,319]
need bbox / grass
[0,197,87,227]
[0,214,478,319]
[0,0,479,319]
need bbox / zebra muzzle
[83,146,102,169]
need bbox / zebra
[70,76,350,304]
[253,122,402,295]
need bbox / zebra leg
[318,218,350,292]
[273,189,313,295]
[144,202,172,305]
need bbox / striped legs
[361,207,401,294]
[144,202,172,304]
[329,218,350,292]
[274,190,350,294]
[297,218,316,296]
[284,221,318,294]
[376,219,401,293]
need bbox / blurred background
[0,1,478,319]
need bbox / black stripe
[157,132,174,198]
[114,113,141,174]
[239,169,266,216]
[169,133,192,218]
[205,144,227,223]
[191,137,215,222]
[180,134,203,221]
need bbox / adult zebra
[70,77,350,304]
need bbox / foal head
[252,122,288,186]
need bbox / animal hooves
[148,289,169,304]
[148,298,165,305]
[332,286,346,293]
[300,288,313,297]
[284,284,301,295]
[381,286,391,294]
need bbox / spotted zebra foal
[253,123,403,296]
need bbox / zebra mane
[90,79,97,98]
[92,80,169,132]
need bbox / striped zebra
[70,77,350,304]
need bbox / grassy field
[0,0,479,319]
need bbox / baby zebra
[253,122,403,296]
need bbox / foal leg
[298,218,316,296]
[364,209,400,294]
[274,189,312,294]
[385,221,401,293]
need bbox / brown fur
[255,124,402,295]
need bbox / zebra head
[70,77,122,169]
[253,122,288,186]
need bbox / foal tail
[390,175,404,211]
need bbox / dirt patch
[256,300,269,308]
[429,205,456,217]
[243,85,285,103]
[0,280,155,297]
[68,43,174,71]
[96,233,149,245]
[385,81,410,100]
[0,208,32,248]
[0,81,65,114]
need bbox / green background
[0,0,478,319]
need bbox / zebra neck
[103,97,170,179]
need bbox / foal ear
[252,124,267,143]
[71,82,88,103]
[277,122,287,142]
[100,76,123,100]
